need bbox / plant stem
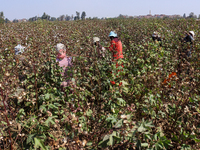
[1,88,13,150]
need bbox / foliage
[81,11,86,20]
[0,18,199,149]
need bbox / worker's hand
[184,31,188,35]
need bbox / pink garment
[56,56,72,87]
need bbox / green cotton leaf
[27,84,34,89]
[48,133,56,140]
[141,143,149,147]
[155,143,160,150]
[113,119,123,129]
[194,138,200,143]
[138,125,146,133]
[108,135,114,146]
[98,139,109,148]
[86,141,93,146]
[44,116,55,127]
[34,137,47,150]
[136,140,141,149]
[145,121,154,128]
[48,104,58,109]
[27,134,36,144]
[113,135,121,142]
[111,131,117,137]
[59,147,66,150]
[45,93,50,100]
[181,144,191,150]
[145,134,152,140]
[117,98,126,106]
[103,134,110,141]
[154,133,158,141]
[106,115,117,125]
[1,121,7,125]
[122,87,129,93]
[121,80,129,86]
[86,109,93,117]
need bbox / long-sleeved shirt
[183,35,194,44]
[56,56,72,87]
[109,38,123,60]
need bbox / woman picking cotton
[93,37,105,58]
[105,31,124,86]
[56,43,73,88]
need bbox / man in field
[56,43,73,88]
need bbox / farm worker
[152,31,162,46]
[107,31,124,61]
[15,44,25,56]
[177,31,195,75]
[93,37,105,58]
[14,44,27,83]
[56,43,73,87]
[13,44,28,97]
[106,31,124,86]
[183,31,195,58]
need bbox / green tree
[74,11,80,20]
[0,11,4,23]
[188,12,196,18]
[65,15,71,21]
[50,17,56,21]
[81,11,86,20]
[13,19,18,23]
[41,12,50,20]
[5,18,10,23]
[0,11,4,18]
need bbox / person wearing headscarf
[152,31,162,46]
[107,31,124,61]
[93,37,105,58]
[183,31,195,58]
[56,43,73,87]
[14,44,27,83]
[106,31,124,86]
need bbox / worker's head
[93,37,100,46]
[109,31,117,40]
[15,44,25,55]
[14,44,26,61]
[152,32,158,38]
[56,43,66,59]
[189,31,195,37]
[152,31,161,42]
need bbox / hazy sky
[0,0,200,20]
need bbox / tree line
[1,11,200,23]
[0,11,89,23]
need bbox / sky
[0,0,200,20]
